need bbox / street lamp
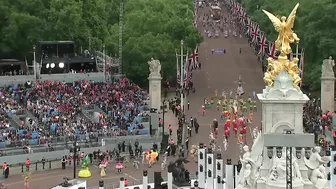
[161,98,167,147]
[73,140,78,179]
[33,45,36,80]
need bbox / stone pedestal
[321,56,335,112]
[148,74,162,111]
[258,71,309,134]
[255,71,312,189]
[321,76,335,112]
[148,58,162,111]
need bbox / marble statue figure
[310,165,328,189]
[304,146,330,170]
[268,148,302,182]
[148,58,161,76]
[321,56,335,77]
[237,132,264,189]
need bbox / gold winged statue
[262,3,302,88]
[263,3,300,56]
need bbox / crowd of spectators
[303,98,335,147]
[0,78,149,147]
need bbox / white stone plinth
[321,76,335,112]
[148,74,162,111]
[258,71,309,134]
[255,71,313,189]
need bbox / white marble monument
[148,58,162,111]
[235,70,330,189]
[321,56,335,113]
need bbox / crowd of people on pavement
[0,78,149,146]
[303,98,335,146]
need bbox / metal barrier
[0,137,99,156]
[89,175,197,189]
[7,158,61,174]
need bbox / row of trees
[242,0,336,90]
[0,0,202,86]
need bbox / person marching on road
[168,124,173,136]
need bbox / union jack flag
[246,17,253,36]
[251,23,260,43]
[239,8,246,24]
[232,1,236,14]
[189,46,199,71]
[184,52,190,86]
[267,42,277,59]
[258,32,267,56]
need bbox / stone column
[148,58,162,111]
[321,57,335,112]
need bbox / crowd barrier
[89,175,197,189]
[11,158,61,173]
[0,135,99,148]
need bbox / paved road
[2,5,265,189]
[184,5,264,164]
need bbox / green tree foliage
[0,0,202,86]
[242,0,336,90]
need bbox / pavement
[1,5,266,188]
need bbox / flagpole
[33,45,36,80]
[103,45,106,81]
[180,40,184,112]
[296,42,299,59]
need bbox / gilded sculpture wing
[262,10,282,32]
[286,3,300,29]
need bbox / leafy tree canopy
[0,0,202,86]
[242,0,336,90]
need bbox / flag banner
[189,46,199,71]
[184,52,189,86]
[258,32,267,56]
[251,23,260,43]
[267,42,277,59]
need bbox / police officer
[61,156,66,169]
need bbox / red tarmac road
[3,5,265,189]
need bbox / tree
[0,0,202,87]
[242,0,336,90]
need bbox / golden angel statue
[263,3,300,56]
